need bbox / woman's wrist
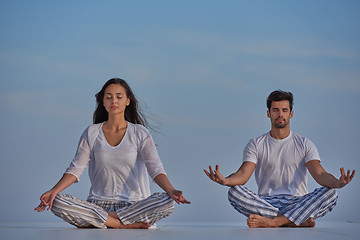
[165,186,176,196]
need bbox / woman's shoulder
[85,123,103,133]
[127,122,151,138]
[81,122,103,139]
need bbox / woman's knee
[51,193,66,209]
[140,192,175,213]
[156,192,175,212]
[51,193,107,228]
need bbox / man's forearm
[314,172,339,188]
[224,173,248,186]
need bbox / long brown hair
[93,78,148,127]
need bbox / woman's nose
[111,96,118,103]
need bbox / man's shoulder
[250,132,269,142]
[248,132,313,147]
[290,131,311,142]
[246,132,269,147]
[290,132,318,150]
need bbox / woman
[35,78,190,229]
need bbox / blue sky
[0,0,359,224]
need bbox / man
[204,90,355,228]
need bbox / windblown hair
[266,90,294,111]
[93,78,148,127]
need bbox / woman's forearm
[51,173,77,194]
[154,174,175,194]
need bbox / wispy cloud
[0,89,92,121]
[97,28,360,92]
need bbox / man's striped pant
[228,185,338,226]
[51,192,175,228]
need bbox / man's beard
[274,118,288,128]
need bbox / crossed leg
[247,214,315,228]
[105,212,149,229]
[228,186,337,228]
[52,193,173,229]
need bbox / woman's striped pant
[51,192,175,228]
[228,185,338,226]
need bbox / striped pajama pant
[228,185,338,226]
[51,192,175,228]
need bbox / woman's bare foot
[105,212,149,229]
[120,222,150,229]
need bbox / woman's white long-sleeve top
[64,122,166,202]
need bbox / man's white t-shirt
[64,122,166,202]
[243,131,320,197]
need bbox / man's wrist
[222,178,230,186]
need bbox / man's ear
[267,110,270,118]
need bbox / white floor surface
[1,221,359,240]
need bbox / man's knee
[228,185,249,201]
[317,187,338,202]
[228,185,250,208]
[325,188,338,206]
[328,188,338,198]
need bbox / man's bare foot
[247,214,316,228]
[247,214,278,228]
[303,218,316,227]
[299,218,316,228]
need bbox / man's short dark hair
[267,90,294,111]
